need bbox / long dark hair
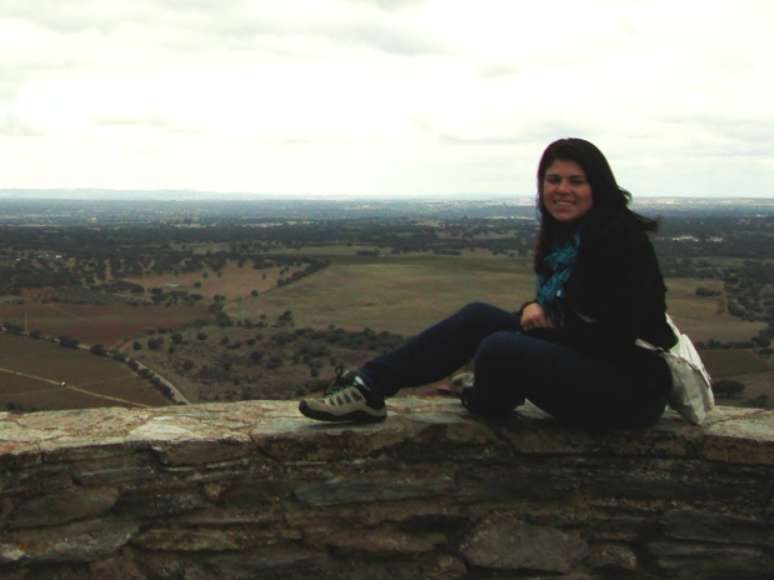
[533,137,657,272]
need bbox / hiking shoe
[299,369,386,423]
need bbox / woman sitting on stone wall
[299,138,676,430]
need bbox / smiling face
[541,159,593,223]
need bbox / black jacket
[530,211,676,396]
[562,211,676,354]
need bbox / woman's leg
[359,302,521,396]
[467,331,667,429]
[299,302,521,422]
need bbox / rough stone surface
[461,514,589,572]
[322,527,447,555]
[1,400,774,579]
[8,487,119,529]
[588,543,638,571]
[4,519,139,563]
[648,541,774,579]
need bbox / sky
[1,0,773,199]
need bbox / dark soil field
[0,334,172,411]
[0,302,211,349]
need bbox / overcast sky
[1,0,773,199]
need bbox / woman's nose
[556,179,571,193]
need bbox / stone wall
[1,399,774,579]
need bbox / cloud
[342,0,426,11]
[0,0,773,196]
[95,115,196,134]
[0,0,146,33]
[0,116,44,137]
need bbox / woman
[299,138,676,430]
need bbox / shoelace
[324,366,356,396]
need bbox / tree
[265,354,283,369]
[695,287,721,297]
[58,336,79,349]
[90,344,106,356]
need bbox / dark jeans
[359,302,667,430]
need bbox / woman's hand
[520,302,554,331]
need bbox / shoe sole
[298,401,386,423]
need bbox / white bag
[637,315,714,425]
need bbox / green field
[231,252,535,335]
[665,277,766,342]
[225,252,772,404]
[4,247,771,411]
[231,254,763,342]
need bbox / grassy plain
[232,252,763,341]
[664,277,766,342]
[228,251,769,391]
[4,243,771,410]
[230,251,535,335]
[0,334,170,410]
[123,261,306,301]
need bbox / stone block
[460,514,589,573]
[588,542,638,571]
[69,452,158,486]
[456,462,578,503]
[702,409,774,465]
[131,525,300,552]
[662,509,774,547]
[9,486,119,529]
[293,474,456,507]
[150,438,254,467]
[0,466,72,497]
[2,519,139,564]
[648,541,774,579]
[320,527,447,556]
[112,487,209,519]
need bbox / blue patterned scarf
[537,233,580,327]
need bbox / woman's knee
[468,331,526,415]
[455,303,519,337]
[476,330,529,362]
[457,301,499,319]
[473,331,527,380]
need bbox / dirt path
[0,366,152,409]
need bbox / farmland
[0,302,210,349]
[0,334,171,411]
[1,197,773,412]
